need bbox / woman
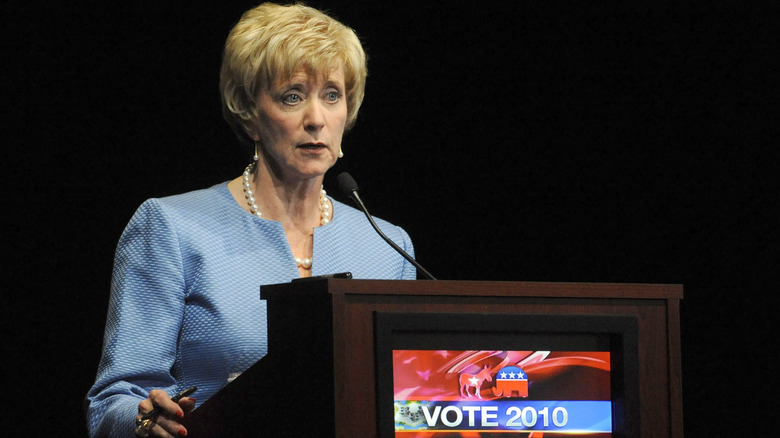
[85,3,417,437]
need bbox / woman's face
[253,64,348,182]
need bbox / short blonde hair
[220,2,367,144]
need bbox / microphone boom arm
[348,190,437,280]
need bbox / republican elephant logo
[492,365,528,398]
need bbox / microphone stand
[339,173,437,280]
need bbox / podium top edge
[261,279,684,300]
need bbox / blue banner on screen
[392,350,612,437]
[395,400,610,433]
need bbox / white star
[469,377,480,386]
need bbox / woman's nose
[303,99,325,132]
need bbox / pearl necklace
[242,163,330,269]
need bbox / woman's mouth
[298,142,327,152]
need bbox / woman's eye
[282,93,301,104]
[324,90,341,102]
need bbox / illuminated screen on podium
[375,313,639,438]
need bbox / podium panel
[184,279,683,438]
[374,312,641,437]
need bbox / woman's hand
[135,389,196,437]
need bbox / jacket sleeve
[85,199,186,438]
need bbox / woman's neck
[255,165,323,225]
[227,161,329,278]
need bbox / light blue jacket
[85,182,416,437]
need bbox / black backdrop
[4,1,775,436]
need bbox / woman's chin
[286,162,336,180]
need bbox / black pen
[141,386,198,421]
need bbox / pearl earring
[338,148,344,158]
[253,142,259,161]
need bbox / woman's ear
[245,125,261,142]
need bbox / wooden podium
[184,279,683,437]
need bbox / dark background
[4,0,775,435]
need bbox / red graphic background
[392,350,612,437]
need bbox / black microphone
[336,172,437,280]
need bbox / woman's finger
[136,390,188,437]
[149,390,180,414]
[153,413,187,438]
[179,397,196,414]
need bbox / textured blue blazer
[86,182,416,437]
